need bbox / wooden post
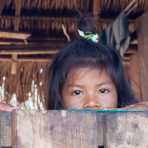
[11,54,17,75]
[93,0,101,16]
[138,11,148,100]
[14,0,21,31]
[128,52,142,100]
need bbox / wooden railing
[0,110,148,148]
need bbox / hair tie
[78,29,99,43]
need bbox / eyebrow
[96,81,114,87]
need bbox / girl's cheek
[97,96,117,107]
[64,97,84,109]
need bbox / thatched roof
[0,0,147,38]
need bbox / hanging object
[99,0,138,57]
[11,54,17,75]
[9,93,18,107]
[62,24,71,41]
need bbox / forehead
[66,67,112,84]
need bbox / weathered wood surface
[1,111,148,148]
[128,53,142,100]
[138,11,148,101]
[0,112,12,147]
[14,111,148,148]
[16,111,103,148]
[105,112,148,148]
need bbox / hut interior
[0,0,148,109]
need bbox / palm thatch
[0,61,48,108]
[0,0,147,35]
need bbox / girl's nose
[82,97,101,109]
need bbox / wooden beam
[93,0,101,15]
[0,31,31,40]
[0,16,137,32]
[0,42,64,55]
[0,57,51,62]
[128,53,142,100]
[137,11,148,101]
[0,50,58,55]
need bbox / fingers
[0,103,18,112]
[122,101,148,110]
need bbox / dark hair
[48,38,137,109]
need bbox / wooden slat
[0,31,31,40]
[0,50,58,55]
[0,112,12,147]
[12,111,17,148]
[16,111,103,148]
[105,112,148,147]
[93,0,101,15]
[0,57,51,62]
[128,53,142,100]
[2,111,148,147]
[0,16,137,32]
[138,11,148,101]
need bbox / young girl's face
[62,67,118,109]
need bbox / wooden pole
[138,11,148,100]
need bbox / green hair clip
[78,29,99,43]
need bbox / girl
[47,15,138,110]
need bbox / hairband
[78,29,99,43]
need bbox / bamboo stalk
[0,31,31,40]
[0,50,58,55]
[0,57,51,62]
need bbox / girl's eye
[71,90,81,96]
[99,88,110,94]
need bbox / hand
[122,101,148,110]
[0,102,17,112]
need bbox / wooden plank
[0,32,30,40]
[0,50,58,55]
[129,53,142,100]
[0,112,12,147]
[0,111,148,148]
[93,0,101,15]
[2,111,148,147]
[0,44,62,52]
[0,16,137,32]
[105,112,148,148]
[14,111,148,148]
[12,111,17,148]
[0,57,51,62]
[15,111,103,148]
[138,11,148,100]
